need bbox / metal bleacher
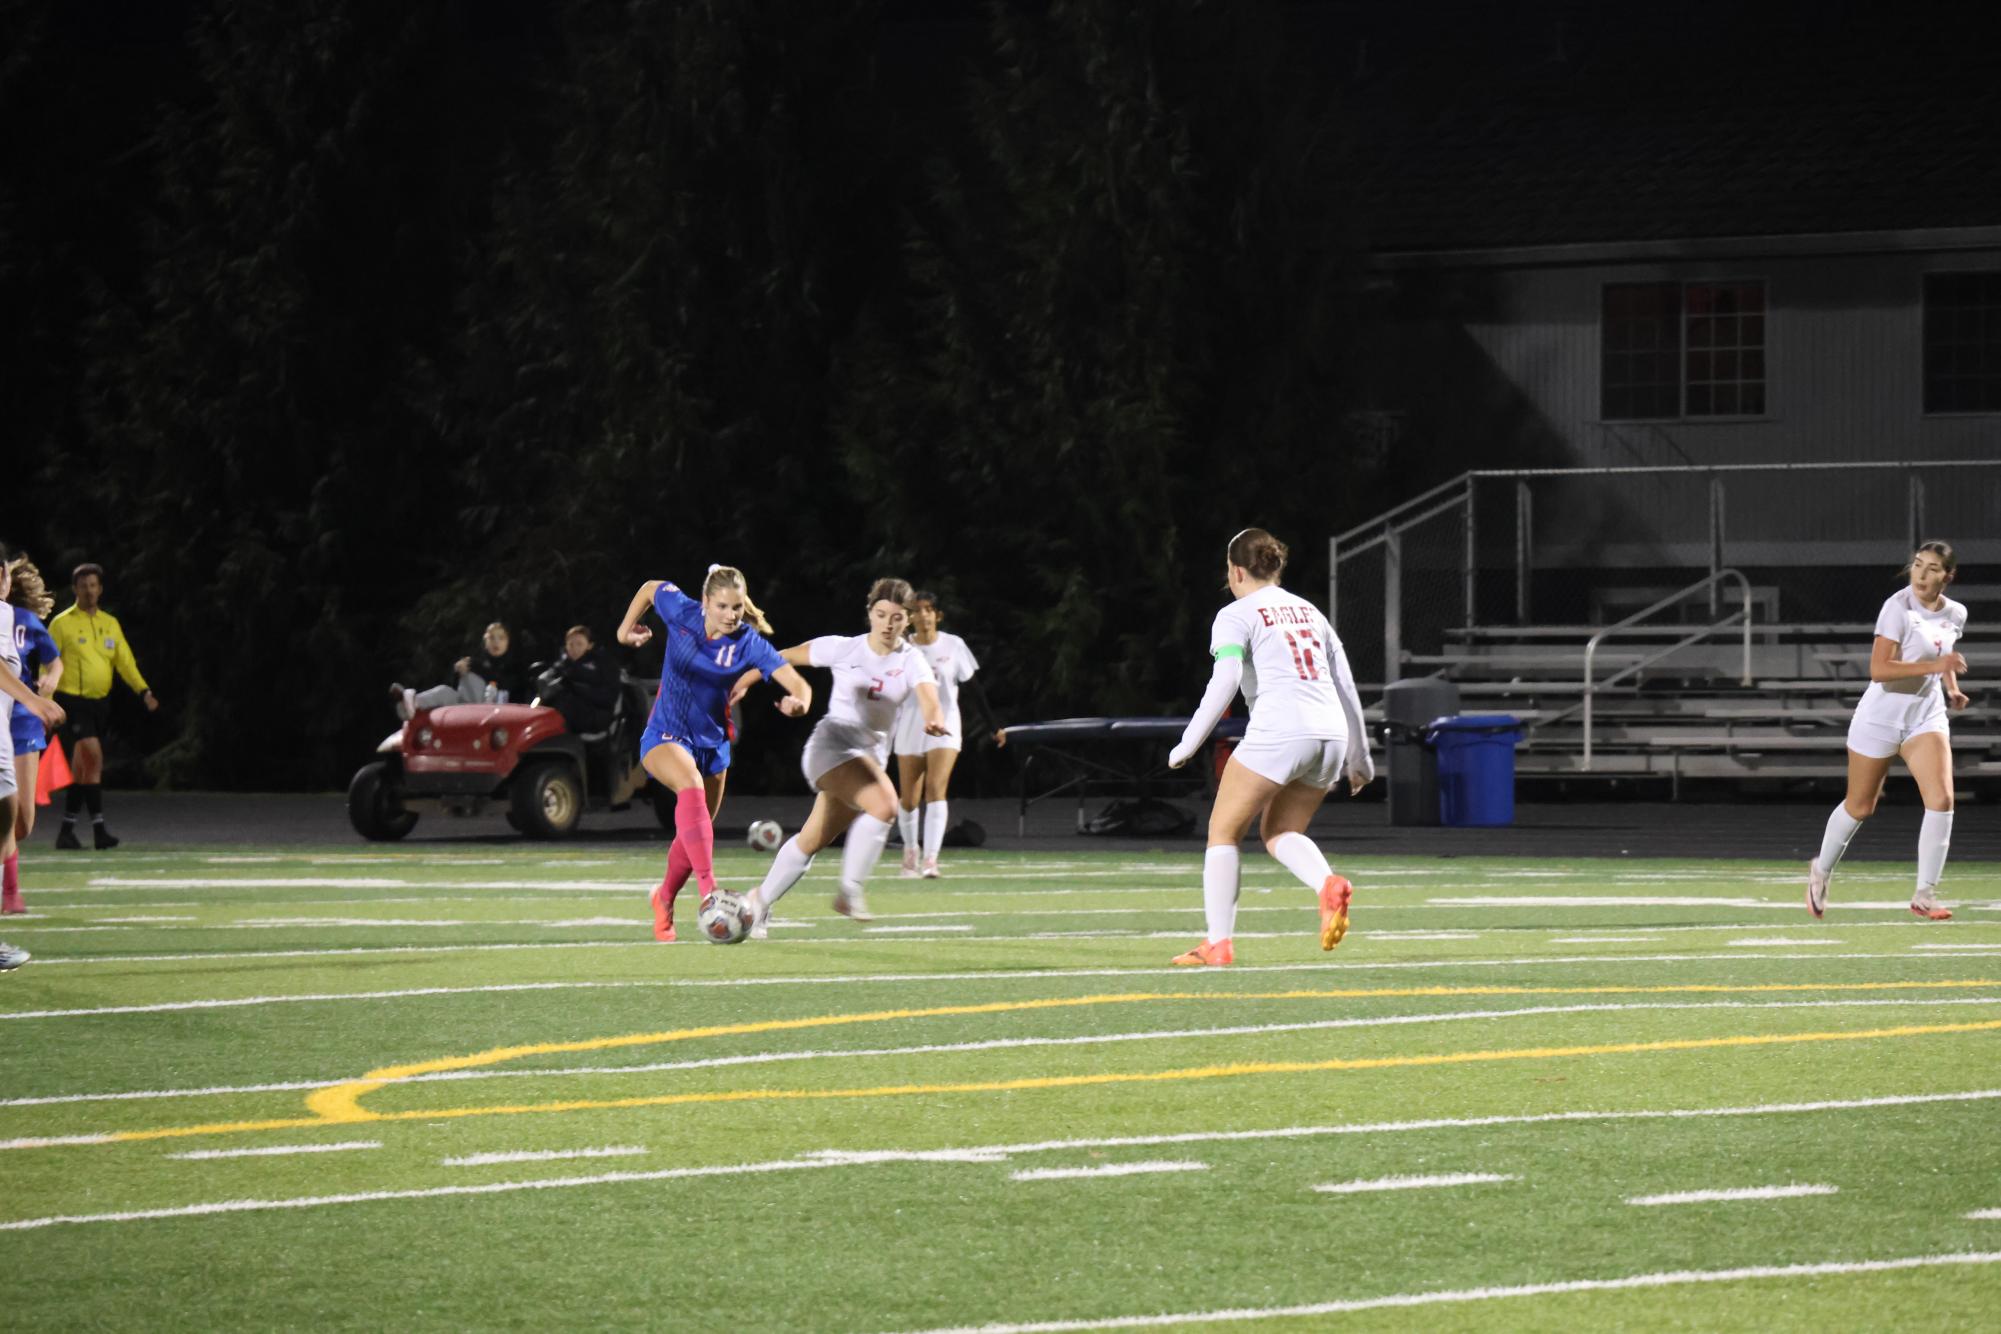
[1329,461,2001,797]
[1363,588,2001,795]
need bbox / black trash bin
[1381,677,1461,827]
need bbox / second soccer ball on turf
[746,819,783,852]
[699,891,754,944]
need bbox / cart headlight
[491,727,510,749]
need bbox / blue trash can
[1426,715,1523,827]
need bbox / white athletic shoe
[899,847,921,879]
[1911,887,1953,922]
[1806,857,1829,920]
[832,887,872,922]
[0,942,30,971]
[921,858,941,879]
[746,894,770,941]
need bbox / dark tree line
[3,0,1380,791]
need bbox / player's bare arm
[916,681,947,735]
[616,580,666,647]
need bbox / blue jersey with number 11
[644,582,786,749]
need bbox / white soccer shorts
[1229,734,1346,788]
[801,719,891,787]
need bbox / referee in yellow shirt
[49,563,159,849]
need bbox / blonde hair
[5,553,54,618]
[1226,527,1289,581]
[704,565,772,635]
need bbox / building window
[1602,283,1681,420]
[1602,279,1767,419]
[1924,272,2001,414]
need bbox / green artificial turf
[2,843,1997,1330]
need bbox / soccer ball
[698,891,754,945]
[746,819,783,852]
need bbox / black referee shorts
[56,695,113,745]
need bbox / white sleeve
[1208,604,1248,659]
[907,646,937,687]
[958,635,980,681]
[1169,656,1243,768]
[1873,597,1904,642]
[807,636,852,669]
[1331,639,1374,785]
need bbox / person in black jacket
[540,624,621,736]
[392,622,531,718]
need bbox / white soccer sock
[898,805,920,852]
[1267,831,1333,892]
[1917,809,1953,893]
[840,813,893,891]
[1203,845,1240,943]
[1817,804,1864,875]
[922,800,949,862]
[754,836,815,910]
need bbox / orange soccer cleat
[1319,875,1353,951]
[1172,938,1234,966]
[650,884,676,942]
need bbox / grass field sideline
[2,843,1998,1330]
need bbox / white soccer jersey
[897,632,978,726]
[808,633,937,737]
[1854,587,1967,724]
[1209,586,1349,743]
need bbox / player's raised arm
[616,580,665,647]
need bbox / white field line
[10,996,2001,1109]
[1550,936,1660,944]
[1627,1184,1839,1206]
[1315,1172,1517,1194]
[1011,1162,1206,1181]
[20,946,2001,989]
[441,1146,646,1167]
[0,981,654,1021]
[168,1142,382,1161]
[5,1091,1999,1230]
[882,1251,2001,1333]
[865,925,976,933]
[1968,1208,2001,1220]
[1728,937,1838,947]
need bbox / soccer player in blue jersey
[616,565,811,940]
[3,552,64,915]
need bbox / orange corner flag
[35,735,73,807]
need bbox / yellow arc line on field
[20,981,1995,1150]
[304,979,2001,1123]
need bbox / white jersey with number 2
[1209,586,1350,744]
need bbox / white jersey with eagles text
[1209,585,1348,744]
[1854,587,1967,726]
[896,631,978,729]
[808,634,938,737]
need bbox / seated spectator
[537,624,620,736]
[392,622,529,718]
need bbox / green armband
[1212,644,1245,661]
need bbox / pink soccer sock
[1,851,19,910]
[673,787,717,900]
[658,840,694,916]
